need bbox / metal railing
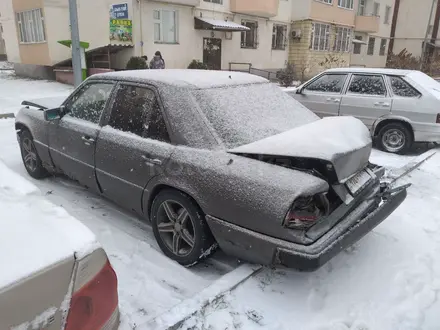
[228,62,279,82]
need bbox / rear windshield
[407,71,440,92]
[192,83,318,148]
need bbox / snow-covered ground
[2,66,440,330]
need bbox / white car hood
[0,161,98,290]
[229,116,372,182]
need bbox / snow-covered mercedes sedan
[0,161,119,329]
[15,70,408,271]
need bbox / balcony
[158,0,200,6]
[355,15,380,33]
[230,0,279,18]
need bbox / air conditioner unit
[291,29,302,39]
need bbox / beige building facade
[288,0,395,79]
[0,0,294,77]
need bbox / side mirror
[296,87,303,94]
[44,106,64,121]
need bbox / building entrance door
[203,38,222,70]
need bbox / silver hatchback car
[288,68,440,154]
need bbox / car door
[95,83,174,215]
[293,73,348,117]
[48,81,115,190]
[339,74,392,129]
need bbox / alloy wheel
[22,137,38,172]
[382,129,406,152]
[157,200,196,257]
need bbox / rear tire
[19,130,49,179]
[150,189,217,266]
[377,123,413,154]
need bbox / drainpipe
[138,0,144,56]
[420,0,436,70]
[387,0,401,62]
[428,0,440,61]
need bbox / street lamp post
[68,0,83,87]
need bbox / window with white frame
[315,0,332,4]
[272,24,287,50]
[241,20,258,49]
[384,5,391,24]
[310,23,330,51]
[373,2,380,16]
[16,9,46,43]
[203,0,223,3]
[334,27,352,52]
[153,9,178,43]
[338,0,353,9]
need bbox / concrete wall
[309,0,356,27]
[0,23,6,58]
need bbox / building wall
[393,0,436,57]
[309,0,356,26]
[289,20,350,80]
[290,0,311,20]
[351,0,395,68]
[0,0,22,63]
[0,23,7,58]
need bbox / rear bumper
[206,188,407,271]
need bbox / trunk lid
[22,96,67,110]
[229,116,372,182]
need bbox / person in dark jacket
[150,51,165,69]
[141,55,149,69]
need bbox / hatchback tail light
[284,194,329,229]
[65,249,119,330]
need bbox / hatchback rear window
[389,76,420,97]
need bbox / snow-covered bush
[188,60,209,70]
[277,63,295,87]
[126,57,148,70]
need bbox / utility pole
[68,0,82,87]
[421,0,437,70]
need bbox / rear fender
[371,115,414,137]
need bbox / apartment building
[0,0,293,79]
[389,0,438,58]
[288,0,394,79]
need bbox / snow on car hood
[21,96,66,110]
[0,160,98,290]
[229,116,372,182]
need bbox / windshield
[192,83,318,148]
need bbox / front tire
[151,189,216,266]
[19,130,49,179]
[377,123,413,154]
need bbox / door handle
[81,136,95,145]
[326,98,340,103]
[374,102,390,107]
[141,155,162,165]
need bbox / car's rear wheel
[150,189,217,266]
[377,123,413,154]
[19,130,49,179]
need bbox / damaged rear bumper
[206,187,407,271]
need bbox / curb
[144,263,263,330]
[0,113,15,119]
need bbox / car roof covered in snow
[90,69,269,89]
[325,67,415,76]
[0,160,98,290]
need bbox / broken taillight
[284,194,328,229]
[65,250,119,330]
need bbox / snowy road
[2,69,440,330]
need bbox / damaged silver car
[15,70,408,271]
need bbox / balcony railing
[230,0,279,18]
[355,15,380,33]
[160,0,200,6]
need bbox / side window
[305,74,347,93]
[389,76,421,97]
[348,74,386,96]
[109,85,170,142]
[65,83,114,124]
